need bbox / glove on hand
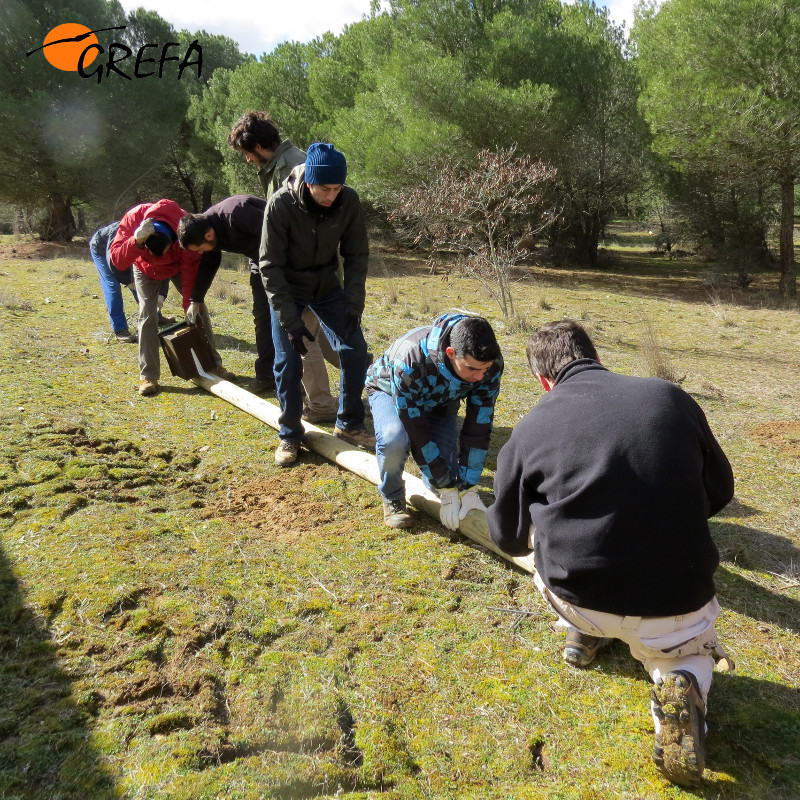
[439,487,461,531]
[186,301,203,324]
[458,486,487,520]
[342,313,361,340]
[134,219,156,246]
[287,325,315,356]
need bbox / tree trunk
[779,180,796,296]
[201,182,213,212]
[574,215,601,267]
[40,194,76,242]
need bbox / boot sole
[652,672,705,786]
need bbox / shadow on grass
[0,546,116,799]
[716,563,800,636]
[708,671,800,796]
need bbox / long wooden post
[190,356,535,575]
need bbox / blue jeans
[90,235,135,333]
[369,391,459,502]
[272,287,368,442]
[89,234,168,333]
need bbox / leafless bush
[639,321,682,383]
[390,147,558,318]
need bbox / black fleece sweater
[487,360,734,616]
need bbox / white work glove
[438,487,461,531]
[186,301,203,324]
[458,486,487,520]
[134,219,156,246]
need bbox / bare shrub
[390,147,558,318]
[0,292,34,311]
[639,321,681,383]
[212,281,248,307]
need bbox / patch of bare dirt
[203,467,341,539]
[0,239,86,260]
[749,421,800,458]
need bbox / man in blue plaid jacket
[365,313,503,529]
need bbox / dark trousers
[250,272,275,381]
[271,287,368,442]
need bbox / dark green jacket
[257,140,306,198]
[259,165,369,332]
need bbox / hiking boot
[139,379,159,397]
[303,404,339,424]
[383,498,413,529]
[158,314,177,326]
[210,365,237,382]
[651,670,706,786]
[334,426,376,449]
[250,376,276,394]
[274,441,300,467]
[114,329,137,343]
[562,627,610,668]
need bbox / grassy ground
[0,229,798,800]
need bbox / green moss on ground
[0,242,798,799]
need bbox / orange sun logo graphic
[42,23,100,71]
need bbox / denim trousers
[271,287,368,442]
[369,390,459,502]
[89,236,135,333]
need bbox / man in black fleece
[486,320,734,787]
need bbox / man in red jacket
[110,199,235,396]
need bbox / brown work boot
[303,403,339,424]
[383,498,413,529]
[274,441,300,467]
[562,627,610,668]
[652,670,706,786]
[210,365,237,382]
[334,425,376,449]
[139,379,159,397]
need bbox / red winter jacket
[110,199,199,311]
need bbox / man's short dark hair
[177,213,213,248]
[450,316,500,362]
[227,110,281,153]
[144,234,170,257]
[526,320,598,380]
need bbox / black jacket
[191,195,266,301]
[258,165,369,332]
[487,360,734,616]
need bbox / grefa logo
[26,22,202,83]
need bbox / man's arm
[109,206,146,270]
[177,250,201,312]
[190,250,222,303]
[391,365,455,489]
[696,406,735,516]
[258,197,304,332]
[457,365,503,489]
[486,432,534,557]
[338,194,369,317]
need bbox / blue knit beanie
[304,143,347,185]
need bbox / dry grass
[0,236,798,799]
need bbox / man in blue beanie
[259,142,373,467]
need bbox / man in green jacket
[228,110,340,419]
[260,142,373,467]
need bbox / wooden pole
[190,356,535,575]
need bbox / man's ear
[204,229,215,243]
[445,346,456,359]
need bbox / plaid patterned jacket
[365,313,503,490]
